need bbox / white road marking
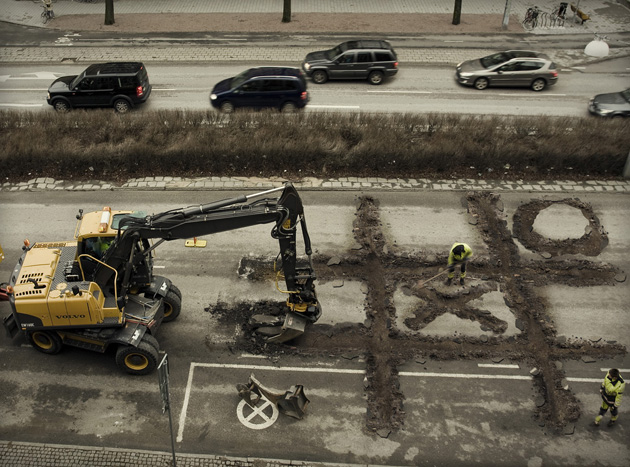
[367,90,432,94]
[600,368,630,372]
[0,89,48,91]
[444,40,464,43]
[477,363,520,369]
[236,396,279,430]
[0,103,43,107]
[308,104,360,109]
[498,93,566,97]
[153,265,165,269]
[573,66,586,70]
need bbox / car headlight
[459,72,472,78]
[597,108,613,115]
[304,63,311,71]
[210,94,217,100]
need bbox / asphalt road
[1,62,629,116]
[0,189,628,466]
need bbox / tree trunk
[105,0,115,26]
[452,0,462,25]
[282,0,292,23]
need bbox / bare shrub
[0,110,627,181]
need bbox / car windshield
[230,69,251,89]
[480,52,510,69]
[70,71,86,89]
[622,89,630,103]
[326,44,345,61]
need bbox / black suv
[210,67,308,113]
[47,62,151,113]
[302,40,398,85]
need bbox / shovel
[416,269,449,289]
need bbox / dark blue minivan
[210,67,309,113]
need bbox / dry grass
[1,110,628,182]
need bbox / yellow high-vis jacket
[447,243,473,266]
[601,373,625,407]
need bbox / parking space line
[477,363,520,369]
[176,362,622,442]
[399,371,531,380]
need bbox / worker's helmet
[453,244,465,256]
[609,369,620,379]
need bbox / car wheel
[474,78,489,90]
[220,101,235,113]
[368,71,384,85]
[114,99,131,113]
[28,331,63,355]
[312,70,328,84]
[53,100,70,112]
[531,78,546,92]
[281,102,297,113]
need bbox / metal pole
[167,401,177,467]
[623,150,630,179]
[502,0,513,30]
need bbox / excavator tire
[27,331,63,355]
[115,341,159,376]
[162,289,182,323]
[141,333,160,352]
[169,283,182,301]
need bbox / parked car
[210,67,308,113]
[302,40,398,85]
[588,89,630,117]
[455,50,558,91]
[47,62,151,113]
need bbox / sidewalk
[1,0,629,66]
[2,0,630,35]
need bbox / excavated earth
[206,192,626,434]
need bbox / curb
[2,177,629,193]
[0,440,381,467]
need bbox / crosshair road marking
[236,395,279,430]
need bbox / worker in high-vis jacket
[445,243,473,286]
[595,368,625,427]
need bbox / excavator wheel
[116,341,159,376]
[169,283,182,301]
[141,333,160,352]
[162,289,182,323]
[27,331,63,355]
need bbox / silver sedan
[456,50,559,92]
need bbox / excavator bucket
[255,311,308,344]
[237,373,310,420]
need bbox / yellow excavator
[2,184,321,375]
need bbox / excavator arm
[93,184,320,342]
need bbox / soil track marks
[207,192,626,433]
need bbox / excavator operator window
[84,236,113,260]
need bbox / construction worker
[445,242,473,286]
[595,368,625,427]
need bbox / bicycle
[41,0,55,24]
[522,6,540,30]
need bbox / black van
[210,67,309,113]
[47,62,151,113]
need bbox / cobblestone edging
[2,176,629,193]
[0,440,356,467]
[1,45,628,67]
